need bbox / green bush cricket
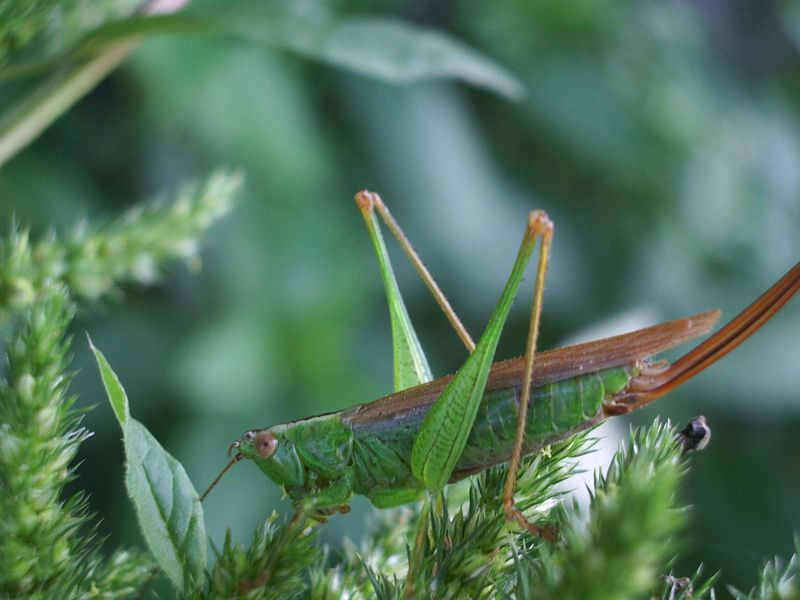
[204,191,799,539]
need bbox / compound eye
[243,430,256,442]
[254,431,278,460]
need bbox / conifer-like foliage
[0,172,239,596]
[197,423,722,599]
[0,173,240,318]
[0,285,153,597]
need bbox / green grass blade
[89,343,207,592]
[411,225,538,491]
[360,198,432,391]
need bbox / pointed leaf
[90,343,207,591]
[88,335,129,427]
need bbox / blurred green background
[2,0,800,592]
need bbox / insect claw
[661,574,694,595]
[503,497,557,541]
[227,440,240,456]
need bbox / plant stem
[0,39,139,167]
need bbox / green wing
[411,226,538,491]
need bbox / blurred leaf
[0,171,240,306]
[90,342,207,592]
[1,2,523,98]
[240,15,525,99]
[782,1,800,54]
[0,0,140,66]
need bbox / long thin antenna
[200,454,243,502]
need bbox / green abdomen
[348,366,631,496]
[452,368,628,478]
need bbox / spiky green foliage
[519,419,687,599]
[0,171,240,319]
[730,539,800,600]
[654,566,717,600]
[0,172,237,596]
[0,286,152,597]
[306,512,412,599]
[406,432,595,599]
[204,432,593,599]
[202,513,320,599]
[202,422,727,599]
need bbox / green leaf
[88,335,129,427]
[228,13,525,99]
[90,342,207,592]
[123,420,206,591]
[1,2,524,99]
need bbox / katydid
[205,191,799,536]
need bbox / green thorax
[248,414,353,506]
